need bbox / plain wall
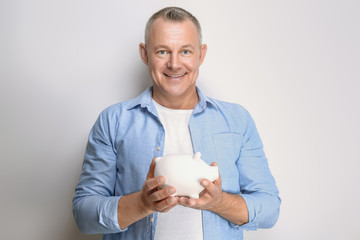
[1,0,359,239]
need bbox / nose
[167,54,181,70]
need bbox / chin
[164,89,187,97]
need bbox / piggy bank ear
[193,152,201,161]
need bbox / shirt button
[156,146,161,151]
[149,217,154,223]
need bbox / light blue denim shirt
[73,86,281,240]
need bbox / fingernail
[168,188,175,194]
[158,177,165,184]
[202,180,208,186]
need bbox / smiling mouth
[163,73,187,79]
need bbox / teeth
[165,73,186,78]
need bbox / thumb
[146,158,156,179]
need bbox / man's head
[144,7,202,46]
[140,7,207,109]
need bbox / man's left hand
[178,162,224,212]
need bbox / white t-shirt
[153,100,203,240]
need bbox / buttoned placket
[143,104,165,240]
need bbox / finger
[150,186,176,202]
[146,158,157,179]
[201,179,218,195]
[178,196,188,205]
[159,197,179,212]
[213,176,222,187]
[156,196,178,211]
[143,176,165,193]
[178,197,197,207]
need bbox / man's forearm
[117,191,153,229]
[211,192,249,226]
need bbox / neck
[152,88,198,110]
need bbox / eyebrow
[154,44,196,50]
[181,44,195,50]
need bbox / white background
[1,0,359,239]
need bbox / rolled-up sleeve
[235,110,281,230]
[72,110,125,234]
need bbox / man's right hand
[139,157,178,213]
[117,157,178,229]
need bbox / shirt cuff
[98,196,127,232]
[229,193,260,231]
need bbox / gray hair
[144,7,202,46]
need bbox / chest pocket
[212,132,242,193]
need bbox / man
[73,6,280,240]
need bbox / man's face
[140,18,207,106]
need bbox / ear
[199,44,207,65]
[139,43,149,65]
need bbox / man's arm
[179,109,281,229]
[73,109,179,233]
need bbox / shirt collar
[126,86,218,113]
[193,87,219,114]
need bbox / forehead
[148,18,200,47]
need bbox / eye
[157,50,168,55]
[182,50,191,55]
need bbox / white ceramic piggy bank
[154,152,219,199]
